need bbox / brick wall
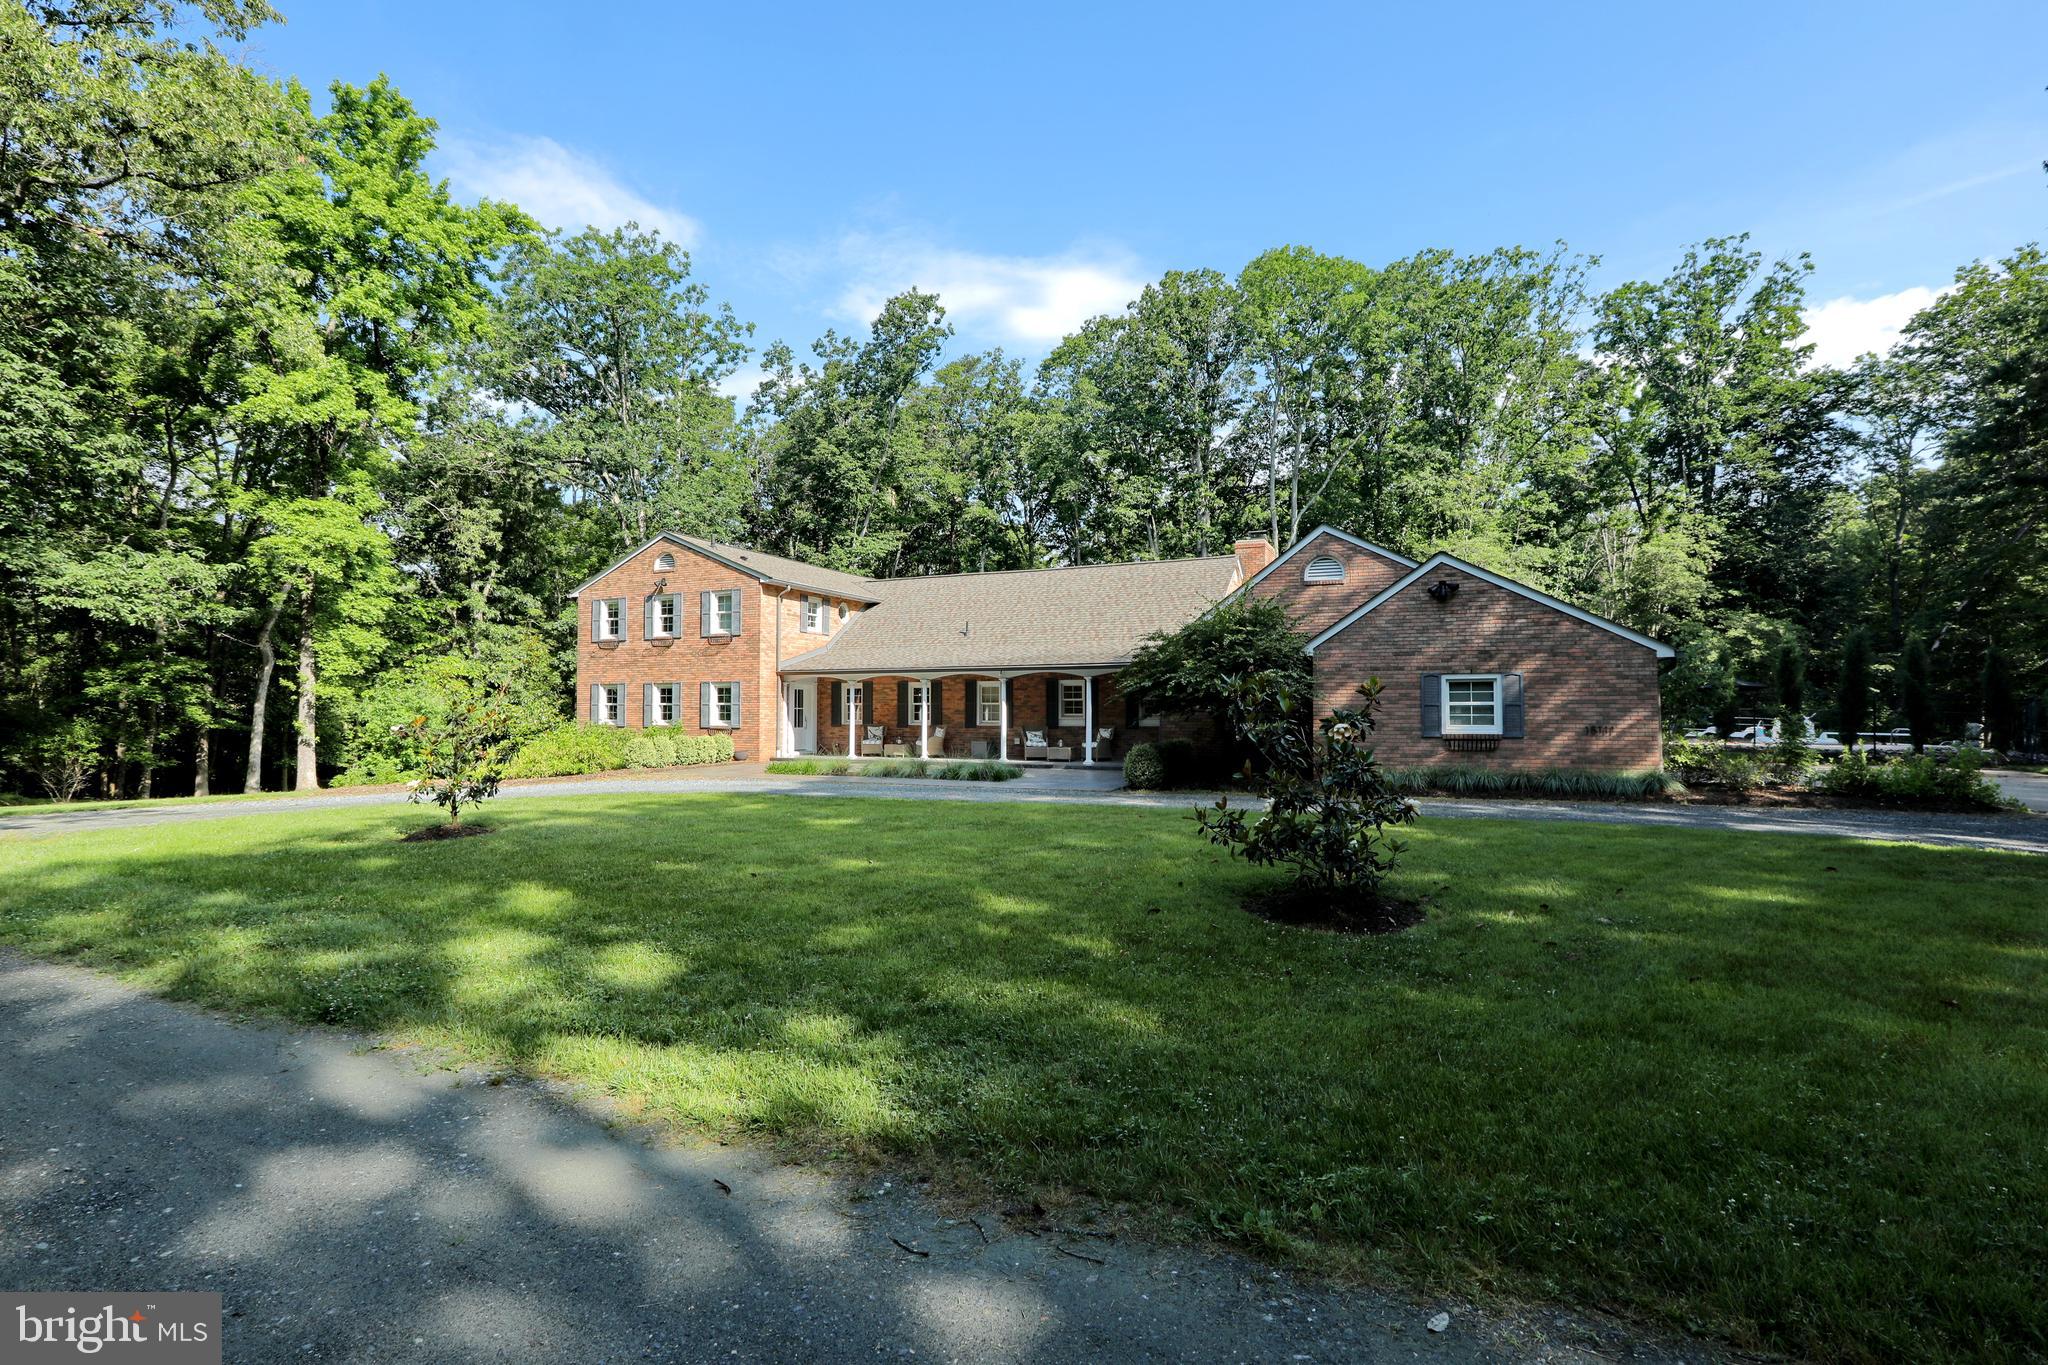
[1248,529,1412,635]
[1310,565,1664,770]
[573,541,767,758]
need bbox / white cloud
[1800,285,1940,370]
[829,232,1147,347]
[441,135,700,247]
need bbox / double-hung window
[1058,680,1086,725]
[909,684,926,725]
[976,680,1002,726]
[1443,675,1502,735]
[648,593,680,639]
[705,589,739,636]
[593,598,625,641]
[650,683,677,726]
[803,596,826,633]
[709,682,737,728]
[593,683,623,725]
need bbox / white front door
[790,683,815,754]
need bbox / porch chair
[1022,728,1049,761]
[922,726,947,758]
[861,725,886,757]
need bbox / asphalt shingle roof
[668,535,880,601]
[781,556,1244,675]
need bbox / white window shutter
[700,681,713,728]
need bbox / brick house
[567,525,1671,770]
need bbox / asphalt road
[4,766,2044,854]
[0,952,1705,1364]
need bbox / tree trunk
[193,727,211,798]
[244,591,287,792]
[294,582,320,791]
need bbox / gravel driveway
[4,767,2043,853]
[0,952,1704,1364]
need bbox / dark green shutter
[1501,673,1525,738]
[1124,690,1139,725]
[831,681,843,725]
[862,681,875,725]
[1420,673,1443,737]
[897,680,909,725]
[1046,677,1059,727]
[930,680,943,725]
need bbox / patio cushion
[865,725,885,741]
[1023,729,1047,747]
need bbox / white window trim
[1058,680,1086,724]
[652,683,676,726]
[711,589,739,636]
[976,681,1002,726]
[711,682,737,728]
[650,593,681,639]
[596,598,625,641]
[596,684,623,726]
[1443,674,1503,736]
[802,596,826,633]
[910,684,926,725]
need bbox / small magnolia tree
[1196,671,1416,909]
[404,669,514,829]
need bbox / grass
[765,757,1022,780]
[0,786,349,815]
[0,797,2043,1362]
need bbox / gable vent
[1303,555,1346,584]
[653,553,676,571]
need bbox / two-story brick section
[567,525,1671,770]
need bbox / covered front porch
[776,669,1143,766]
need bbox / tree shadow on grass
[1,793,2045,1361]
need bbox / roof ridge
[863,553,1241,585]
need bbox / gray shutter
[591,599,603,641]
[643,598,654,639]
[699,591,713,636]
[590,682,602,722]
[700,682,713,729]
[897,681,909,725]
[831,681,843,725]
[1501,673,1525,738]
[730,592,743,635]
[1420,673,1443,737]
[730,681,742,729]
[644,683,656,725]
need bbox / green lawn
[1,797,2042,1362]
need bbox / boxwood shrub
[1123,742,1166,790]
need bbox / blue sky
[239,2,2044,382]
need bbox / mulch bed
[400,823,493,843]
[1243,885,1427,935]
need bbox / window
[837,603,847,622]
[1135,702,1163,729]
[1059,679,1086,724]
[977,680,1002,726]
[593,598,624,641]
[803,596,826,633]
[710,682,737,728]
[648,593,680,638]
[594,683,622,725]
[1303,555,1346,584]
[705,589,739,635]
[650,683,676,726]
[1443,675,1501,735]
[653,552,675,571]
[790,687,806,729]
[908,684,927,724]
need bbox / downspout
[774,585,791,757]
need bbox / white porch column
[1082,673,1095,766]
[918,677,931,759]
[997,674,1009,763]
[842,678,856,758]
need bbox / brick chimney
[1233,537,1276,580]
